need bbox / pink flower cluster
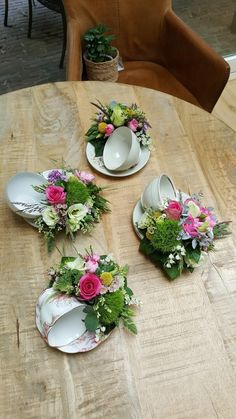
[78,253,101,300]
[165,198,216,239]
[75,170,95,184]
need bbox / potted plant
[83,24,119,82]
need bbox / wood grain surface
[0,81,236,419]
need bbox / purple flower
[48,170,66,183]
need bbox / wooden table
[0,81,236,419]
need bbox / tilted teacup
[36,288,87,348]
[141,174,177,210]
[5,172,45,219]
[103,126,141,171]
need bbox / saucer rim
[86,143,150,178]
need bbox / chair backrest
[63,0,172,61]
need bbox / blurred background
[0,0,235,95]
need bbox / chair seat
[118,61,201,107]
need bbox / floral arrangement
[20,169,109,251]
[48,249,140,341]
[138,193,230,280]
[86,100,152,157]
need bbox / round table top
[0,81,236,418]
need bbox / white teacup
[5,172,45,219]
[103,126,141,171]
[141,174,177,210]
[36,288,87,348]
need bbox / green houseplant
[83,24,119,82]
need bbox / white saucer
[132,200,145,239]
[86,143,150,178]
[56,331,111,353]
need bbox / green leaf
[125,286,133,297]
[60,256,76,267]
[139,237,156,256]
[123,318,137,334]
[91,138,107,157]
[84,312,99,332]
[83,305,94,314]
[163,264,181,280]
[47,236,55,253]
[185,246,201,263]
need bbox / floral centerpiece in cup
[86,100,152,157]
[48,249,140,341]
[138,193,230,280]
[19,168,109,252]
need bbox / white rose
[42,206,59,227]
[66,257,86,271]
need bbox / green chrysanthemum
[98,290,125,325]
[66,178,90,207]
[151,219,181,253]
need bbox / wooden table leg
[4,0,9,26]
[27,0,33,38]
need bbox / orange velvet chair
[63,0,230,112]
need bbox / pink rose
[79,273,101,300]
[182,216,201,238]
[75,170,95,184]
[45,185,66,204]
[128,118,139,132]
[165,200,182,220]
[105,124,115,136]
[84,254,100,273]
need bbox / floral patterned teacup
[141,174,177,210]
[36,288,87,348]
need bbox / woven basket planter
[83,49,119,82]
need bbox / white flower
[105,253,113,262]
[42,206,59,227]
[67,203,88,222]
[85,197,94,209]
[187,201,201,218]
[169,254,174,259]
[138,212,151,229]
[66,256,85,271]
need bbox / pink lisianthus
[105,123,115,137]
[79,273,101,300]
[182,216,201,238]
[84,254,100,273]
[200,207,216,228]
[128,118,139,132]
[165,200,182,220]
[45,185,66,205]
[75,170,95,184]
